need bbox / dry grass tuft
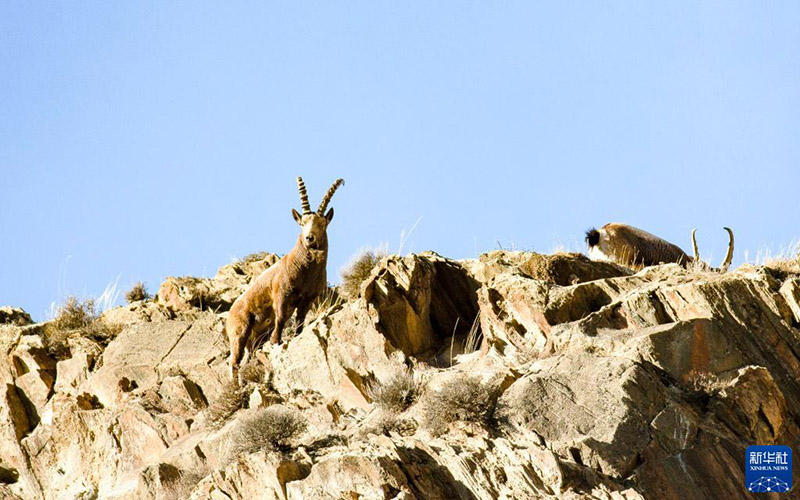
[422,376,496,435]
[239,360,266,386]
[43,296,122,359]
[53,296,95,330]
[340,249,387,299]
[308,287,345,320]
[743,240,800,275]
[206,381,248,427]
[462,316,482,354]
[229,406,307,457]
[125,282,151,303]
[368,369,418,412]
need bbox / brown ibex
[227,177,344,379]
[585,223,734,271]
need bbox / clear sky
[2,2,799,320]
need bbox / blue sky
[2,2,798,320]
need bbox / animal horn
[297,177,311,214]
[317,178,344,215]
[720,227,734,271]
[691,228,699,261]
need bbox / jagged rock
[191,450,310,500]
[362,252,479,357]
[157,253,279,313]
[0,307,33,326]
[101,300,174,325]
[4,251,800,499]
[498,353,666,478]
[463,250,630,286]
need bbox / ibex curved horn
[317,178,344,215]
[691,228,699,261]
[296,177,311,214]
[720,227,734,271]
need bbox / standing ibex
[585,223,734,271]
[227,177,344,379]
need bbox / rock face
[2,251,800,499]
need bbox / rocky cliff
[2,251,800,499]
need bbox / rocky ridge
[1,250,800,499]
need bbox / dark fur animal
[227,177,344,379]
[585,223,734,271]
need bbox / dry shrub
[308,287,345,320]
[161,470,206,500]
[43,296,122,359]
[423,376,496,435]
[206,381,247,427]
[368,369,418,412]
[125,282,151,303]
[230,406,307,457]
[340,249,387,299]
[239,360,266,386]
[54,296,95,330]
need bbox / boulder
[0,307,33,326]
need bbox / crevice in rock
[0,465,18,484]
[569,447,584,466]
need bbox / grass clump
[54,296,96,330]
[230,406,307,457]
[423,376,496,435]
[368,369,419,412]
[206,381,248,427]
[239,360,266,386]
[43,296,121,359]
[308,287,345,321]
[125,282,151,303]
[340,249,387,299]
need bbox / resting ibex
[227,177,344,379]
[585,223,734,271]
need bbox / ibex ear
[325,208,334,223]
[292,209,303,224]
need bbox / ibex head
[291,177,345,251]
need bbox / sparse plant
[42,296,122,358]
[229,406,307,457]
[747,240,800,275]
[206,381,247,427]
[308,287,345,320]
[161,469,206,500]
[368,369,418,412]
[340,249,387,299]
[423,376,496,435]
[462,316,482,354]
[125,282,151,303]
[54,296,95,330]
[239,360,266,386]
